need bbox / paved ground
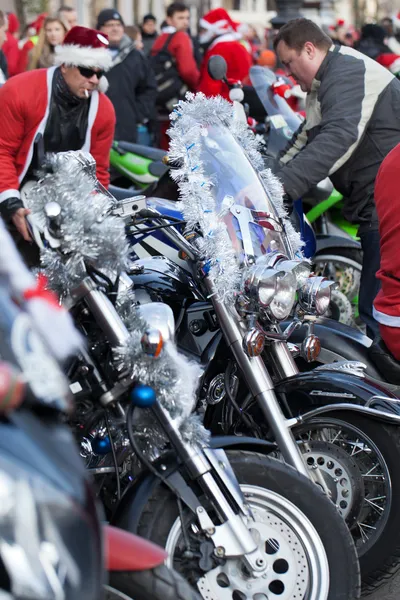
[368,572,400,599]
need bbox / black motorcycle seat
[368,337,400,385]
[114,141,166,162]
[109,184,145,200]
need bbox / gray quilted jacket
[278,45,400,231]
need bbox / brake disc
[197,507,309,600]
[301,440,364,526]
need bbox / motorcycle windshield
[199,122,291,264]
[249,65,303,156]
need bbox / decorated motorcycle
[0,218,198,600]
[22,150,360,600]
[118,92,400,594]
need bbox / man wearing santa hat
[0,25,115,264]
[197,8,252,99]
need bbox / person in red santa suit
[197,8,252,100]
[373,142,400,359]
[2,13,20,77]
[0,25,115,266]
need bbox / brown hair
[0,11,5,28]
[29,16,68,70]
[167,2,188,18]
[273,18,332,53]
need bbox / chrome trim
[296,403,400,425]
[314,360,366,378]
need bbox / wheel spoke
[357,521,377,543]
[364,497,385,513]
[349,440,364,456]
[330,429,343,444]
[363,463,380,476]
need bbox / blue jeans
[358,230,381,339]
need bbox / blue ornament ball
[92,435,111,455]
[131,384,157,408]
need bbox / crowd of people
[1,6,400,358]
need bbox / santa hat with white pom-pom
[54,26,112,93]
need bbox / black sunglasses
[78,66,105,80]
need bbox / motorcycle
[118,91,400,594]
[110,140,168,190]
[0,217,199,600]
[23,149,361,600]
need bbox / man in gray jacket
[274,18,400,337]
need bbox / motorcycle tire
[106,564,201,600]
[294,412,400,595]
[134,450,360,600]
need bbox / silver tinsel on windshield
[259,168,304,257]
[168,94,241,302]
[23,151,130,297]
[24,150,209,455]
[167,93,304,303]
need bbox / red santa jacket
[151,30,200,90]
[197,34,252,99]
[2,32,20,77]
[373,142,400,358]
[0,67,116,206]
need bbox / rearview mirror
[207,55,228,81]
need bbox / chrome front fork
[206,280,308,478]
[150,401,268,575]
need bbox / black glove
[0,197,24,222]
[283,192,293,215]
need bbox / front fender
[275,369,400,425]
[284,317,383,380]
[315,234,361,253]
[111,436,276,533]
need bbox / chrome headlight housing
[298,276,336,315]
[261,251,312,289]
[243,253,300,320]
[244,265,283,309]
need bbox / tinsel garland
[116,289,208,451]
[167,92,304,303]
[24,152,129,297]
[24,151,209,453]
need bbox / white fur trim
[0,189,21,203]
[54,44,113,70]
[208,32,242,50]
[82,90,99,152]
[18,66,57,187]
[98,76,109,93]
[389,57,400,74]
[373,306,400,327]
[199,17,229,32]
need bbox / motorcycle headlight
[298,276,336,315]
[269,271,297,320]
[0,451,103,600]
[276,259,311,288]
[244,266,283,309]
[256,251,311,289]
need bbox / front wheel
[105,564,201,600]
[294,412,400,594]
[131,450,360,600]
